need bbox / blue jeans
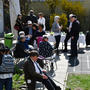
[0,78,12,90]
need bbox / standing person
[0,47,14,90]
[38,12,46,31]
[23,50,61,90]
[14,14,23,33]
[63,14,73,52]
[52,16,62,55]
[69,15,80,58]
[25,10,37,24]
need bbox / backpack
[0,54,14,73]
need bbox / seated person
[23,50,61,90]
[39,36,53,58]
[18,31,30,43]
[14,35,30,58]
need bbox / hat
[30,10,34,13]
[69,14,74,18]
[28,21,32,25]
[19,31,25,36]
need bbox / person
[14,35,30,58]
[24,20,34,45]
[52,16,62,54]
[63,14,74,52]
[36,24,45,47]
[25,10,37,24]
[38,12,46,31]
[23,50,61,90]
[0,47,14,90]
[69,15,80,58]
[36,24,45,37]
[39,36,53,58]
[15,14,23,33]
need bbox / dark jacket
[23,58,43,82]
[36,30,45,37]
[70,20,80,37]
[15,18,23,32]
[25,15,37,24]
[39,41,53,58]
[14,41,28,58]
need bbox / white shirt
[31,59,43,74]
[69,22,72,32]
[38,17,46,31]
[0,73,13,79]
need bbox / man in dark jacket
[69,15,80,58]
[63,14,73,52]
[25,10,37,24]
[23,50,61,90]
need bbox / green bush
[50,13,68,30]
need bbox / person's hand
[72,36,74,39]
[42,75,48,79]
[43,70,47,73]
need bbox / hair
[43,36,48,41]
[39,24,44,29]
[38,12,43,16]
[4,46,10,54]
[32,23,38,28]
[29,50,39,57]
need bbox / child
[0,47,14,90]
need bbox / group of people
[0,9,80,90]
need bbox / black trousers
[27,73,58,90]
[64,32,71,50]
[55,35,61,50]
[71,35,79,57]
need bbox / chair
[44,54,57,71]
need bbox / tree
[45,0,59,14]
[60,0,86,31]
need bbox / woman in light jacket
[52,16,62,54]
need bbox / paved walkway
[0,39,69,90]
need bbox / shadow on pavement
[68,57,79,67]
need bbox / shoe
[68,55,74,57]
[63,49,67,52]
[56,86,61,90]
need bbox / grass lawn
[66,74,90,90]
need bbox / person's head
[38,12,43,18]
[69,14,74,21]
[0,45,5,55]
[32,23,37,30]
[30,10,34,16]
[27,21,32,27]
[4,46,10,54]
[70,15,77,22]
[43,36,48,42]
[19,31,25,36]
[17,14,22,19]
[54,16,60,22]
[29,50,39,61]
[20,35,26,42]
[38,24,44,31]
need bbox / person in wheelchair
[39,36,53,58]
